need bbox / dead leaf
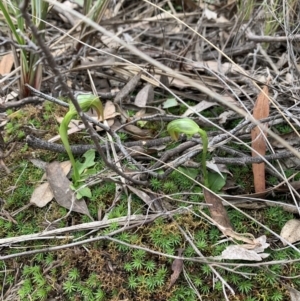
[124,124,151,139]
[103,101,116,119]
[134,84,154,107]
[219,244,269,261]
[252,235,270,252]
[251,82,270,193]
[182,101,217,117]
[46,161,92,218]
[127,185,154,210]
[284,285,300,301]
[0,53,14,75]
[206,161,231,177]
[203,188,232,231]
[30,161,72,207]
[168,248,184,289]
[280,219,300,246]
[30,182,53,208]
[163,98,178,109]
[60,161,72,175]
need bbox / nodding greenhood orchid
[167,118,208,187]
[59,93,103,186]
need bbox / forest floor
[1,1,300,300]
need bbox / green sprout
[59,93,103,187]
[167,118,208,187]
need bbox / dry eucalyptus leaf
[280,219,300,246]
[103,101,116,119]
[203,188,232,230]
[40,160,71,181]
[134,84,154,107]
[30,161,72,207]
[46,161,92,218]
[30,182,53,208]
[0,53,14,75]
[219,244,269,261]
[251,81,270,193]
[60,161,72,175]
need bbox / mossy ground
[0,104,299,301]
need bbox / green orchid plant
[167,118,209,187]
[59,93,103,196]
[167,118,227,192]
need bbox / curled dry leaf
[280,219,300,246]
[218,110,235,124]
[206,161,231,177]
[168,248,184,289]
[127,185,154,211]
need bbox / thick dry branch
[213,150,295,165]
[0,96,44,112]
[26,135,172,155]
